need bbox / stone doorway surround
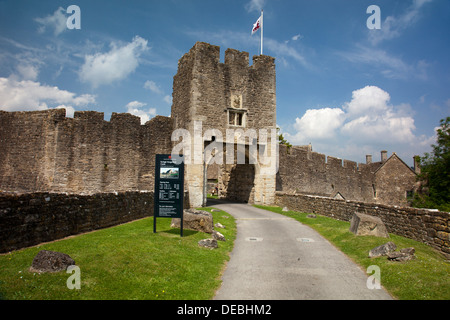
[195,135,277,208]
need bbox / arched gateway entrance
[199,135,277,207]
[170,42,277,208]
[221,163,255,203]
[205,141,258,205]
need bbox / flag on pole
[251,10,264,55]
[251,16,261,35]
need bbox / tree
[413,117,450,211]
[277,127,292,151]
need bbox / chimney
[413,155,421,174]
[366,155,372,164]
[381,150,388,162]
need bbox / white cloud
[0,77,95,113]
[339,45,428,80]
[368,0,433,45]
[293,108,345,141]
[342,113,416,144]
[35,7,67,36]
[284,86,433,164]
[246,0,265,13]
[343,85,390,116]
[16,64,39,81]
[79,36,148,88]
[340,86,417,144]
[163,95,172,105]
[144,80,172,105]
[125,101,157,124]
[144,80,163,95]
[56,105,75,118]
[262,38,309,68]
[291,34,303,41]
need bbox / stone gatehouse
[0,41,417,208]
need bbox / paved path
[211,201,393,300]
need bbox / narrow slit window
[229,112,235,125]
[237,113,243,126]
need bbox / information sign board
[154,154,184,236]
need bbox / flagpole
[260,9,263,55]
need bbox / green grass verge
[254,205,450,300]
[0,207,236,300]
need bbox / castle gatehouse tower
[171,42,277,208]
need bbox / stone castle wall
[0,109,173,194]
[275,192,450,259]
[0,191,155,253]
[277,144,375,201]
[277,144,417,206]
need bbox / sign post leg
[180,214,183,237]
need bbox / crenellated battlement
[279,143,391,173]
[225,48,249,67]
[74,110,105,122]
[179,41,275,70]
[172,41,276,135]
[0,109,174,194]
[0,108,168,129]
[277,141,417,205]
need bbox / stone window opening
[372,184,377,198]
[406,190,414,200]
[228,110,246,127]
[227,94,247,127]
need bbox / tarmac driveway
[211,201,393,300]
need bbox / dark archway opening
[218,163,255,203]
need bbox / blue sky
[0,0,449,166]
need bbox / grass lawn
[0,207,236,300]
[254,205,450,300]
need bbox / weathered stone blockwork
[0,191,155,253]
[277,144,417,207]
[277,145,374,202]
[0,109,173,194]
[172,42,276,132]
[171,42,277,207]
[275,192,450,259]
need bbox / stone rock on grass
[171,209,214,234]
[387,248,416,262]
[215,222,225,229]
[29,250,75,273]
[369,242,397,258]
[212,230,226,241]
[198,238,218,249]
[349,212,389,238]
